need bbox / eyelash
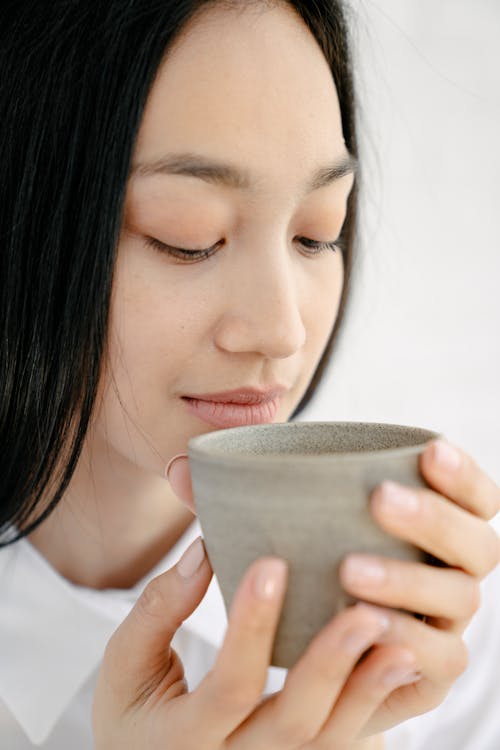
[144,235,341,262]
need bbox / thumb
[101,537,212,705]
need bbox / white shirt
[1,519,499,748]
[0,520,287,748]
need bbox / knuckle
[495,534,500,566]
[306,619,363,682]
[492,532,500,567]
[419,491,443,537]
[477,530,500,577]
[136,576,176,625]
[274,718,316,747]
[408,684,450,715]
[206,670,259,713]
[310,651,344,685]
[138,577,165,617]
[485,486,500,520]
[102,629,121,668]
[466,460,500,521]
[493,485,500,515]
[463,579,481,618]
[102,626,124,676]
[363,678,388,703]
[243,604,275,637]
[443,639,469,681]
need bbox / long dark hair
[0,0,358,546]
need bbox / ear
[166,454,196,514]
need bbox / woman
[1,1,498,748]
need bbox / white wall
[300,0,500,484]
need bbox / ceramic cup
[188,421,442,668]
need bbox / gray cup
[188,421,442,668]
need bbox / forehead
[131,2,347,195]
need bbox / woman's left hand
[336,438,500,737]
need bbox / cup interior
[188,421,440,460]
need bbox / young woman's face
[94,2,355,474]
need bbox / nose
[213,246,307,359]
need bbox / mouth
[181,389,284,429]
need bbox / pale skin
[26,2,500,748]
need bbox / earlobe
[165,454,196,512]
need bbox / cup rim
[188,420,442,464]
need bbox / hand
[163,439,500,742]
[92,439,500,749]
[92,537,415,749]
[168,440,500,735]
[335,438,500,735]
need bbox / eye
[144,236,222,261]
[144,235,342,262]
[297,237,342,256]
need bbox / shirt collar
[0,519,227,745]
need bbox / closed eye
[144,235,342,262]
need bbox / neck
[27,438,195,590]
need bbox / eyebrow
[130,151,357,194]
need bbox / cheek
[89,272,210,468]
[106,293,188,394]
[304,251,344,348]
[102,242,220,410]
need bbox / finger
[339,555,481,622]
[419,439,500,521]
[101,536,212,709]
[371,481,500,578]
[166,454,195,512]
[365,676,450,737]
[190,557,288,747]
[229,603,390,749]
[359,605,469,686]
[310,645,420,748]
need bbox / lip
[181,385,288,429]
[182,394,282,428]
[182,385,288,405]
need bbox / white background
[300,0,500,486]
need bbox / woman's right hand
[92,534,419,749]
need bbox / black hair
[0,0,358,546]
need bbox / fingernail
[431,440,461,472]
[177,536,206,579]
[382,666,422,688]
[254,559,287,600]
[165,453,188,481]
[342,556,386,586]
[377,481,419,515]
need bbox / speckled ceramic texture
[188,421,442,669]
